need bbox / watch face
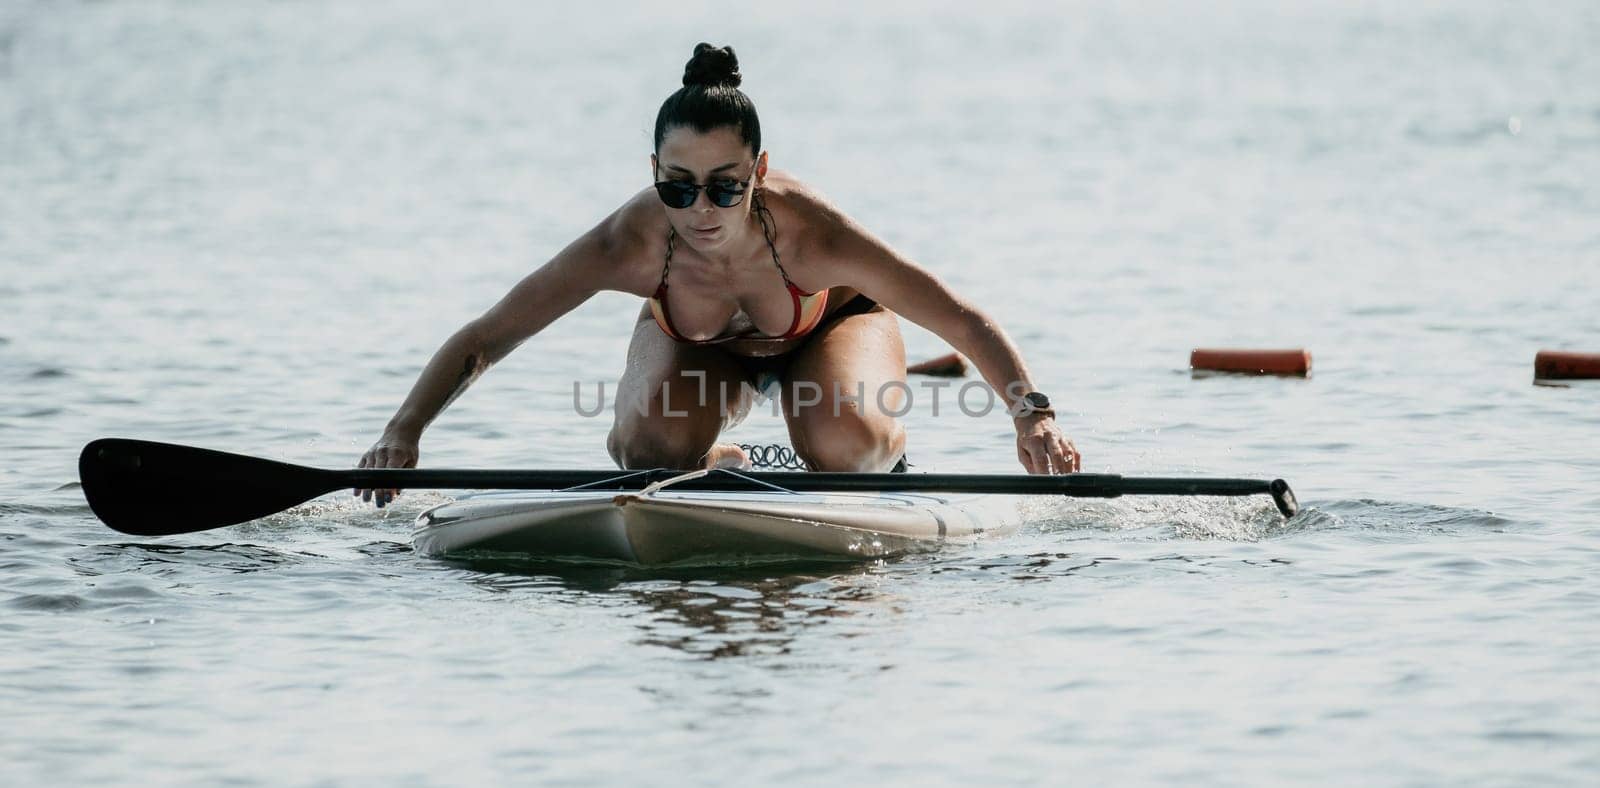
[1024,392,1051,409]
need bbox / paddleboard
[412,483,1022,566]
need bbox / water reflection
[440,557,892,660]
[430,542,1310,660]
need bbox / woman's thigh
[779,305,908,471]
[608,309,756,468]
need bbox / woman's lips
[689,225,721,236]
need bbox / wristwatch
[1014,391,1056,419]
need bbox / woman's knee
[607,423,713,470]
[791,411,904,472]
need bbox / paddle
[79,438,1300,536]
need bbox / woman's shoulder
[760,172,864,258]
[600,188,673,253]
[544,188,668,299]
[761,173,854,233]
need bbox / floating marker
[1191,348,1311,377]
[906,351,968,377]
[1534,350,1600,380]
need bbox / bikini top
[647,197,830,345]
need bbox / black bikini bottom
[725,293,880,384]
[725,294,908,473]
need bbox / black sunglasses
[653,170,755,209]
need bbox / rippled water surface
[4,1,1599,784]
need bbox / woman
[356,43,1079,507]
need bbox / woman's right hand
[355,434,420,508]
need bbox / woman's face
[652,125,767,250]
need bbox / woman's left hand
[1015,414,1081,474]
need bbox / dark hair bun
[682,43,742,88]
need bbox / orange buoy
[1534,350,1600,380]
[1190,348,1311,376]
[906,351,968,377]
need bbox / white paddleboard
[412,483,1022,566]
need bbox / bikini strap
[655,227,677,296]
[753,193,803,291]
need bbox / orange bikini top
[647,198,829,345]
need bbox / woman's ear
[650,153,659,179]
[756,151,769,185]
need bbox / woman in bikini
[356,43,1080,506]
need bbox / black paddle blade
[1270,479,1299,518]
[79,438,345,536]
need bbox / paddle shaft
[347,467,1280,499]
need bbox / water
[4,0,1599,784]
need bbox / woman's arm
[383,229,612,440]
[810,202,1081,474]
[356,209,643,504]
